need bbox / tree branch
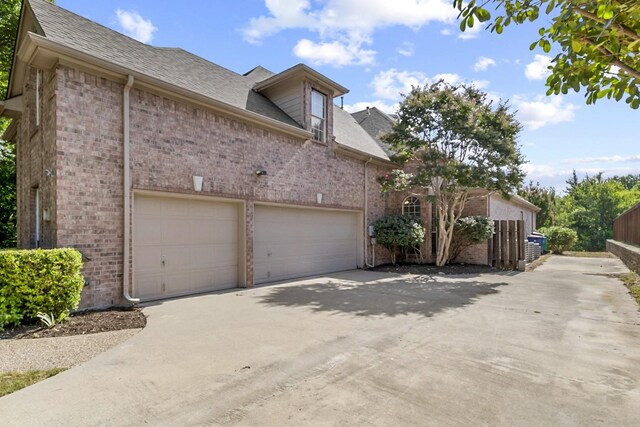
[584,38,640,80]
[574,7,640,44]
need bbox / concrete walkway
[1,256,639,426]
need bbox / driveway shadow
[259,275,508,318]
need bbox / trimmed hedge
[0,248,84,329]
[539,226,578,254]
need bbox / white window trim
[402,196,421,218]
[311,89,326,142]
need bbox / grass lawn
[0,369,66,397]
[621,272,640,307]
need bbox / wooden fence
[489,220,525,269]
[613,201,640,245]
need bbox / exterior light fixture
[255,170,267,176]
[193,175,203,192]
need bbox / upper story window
[311,89,326,142]
[402,196,421,218]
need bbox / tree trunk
[434,186,468,266]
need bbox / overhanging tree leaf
[454,0,640,109]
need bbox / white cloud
[457,22,483,40]
[372,69,430,99]
[116,9,157,43]
[243,0,455,67]
[440,28,452,36]
[525,54,552,80]
[512,95,578,130]
[397,41,415,57]
[564,155,640,164]
[244,0,457,42]
[343,100,398,115]
[474,56,496,72]
[523,163,640,192]
[370,69,490,101]
[293,38,375,66]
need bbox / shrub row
[0,248,84,329]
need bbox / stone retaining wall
[607,240,640,274]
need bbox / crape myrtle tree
[455,0,640,108]
[379,82,525,266]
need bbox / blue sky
[57,0,640,192]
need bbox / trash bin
[527,235,547,254]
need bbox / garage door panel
[134,217,163,246]
[134,195,239,300]
[135,246,162,272]
[135,273,163,300]
[254,205,358,284]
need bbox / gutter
[122,75,139,304]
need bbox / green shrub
[374,215,426,265]
[539,226,578,254]
[449,216,495,263]
[0,248,84,329]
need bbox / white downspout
[364,158,375,268]
[123,75,139,304]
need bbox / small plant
[449,216,495,263]
[36,312,57,329]
[374,215,426,265]
[539,226,578,254]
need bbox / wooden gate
[489,220,525,269]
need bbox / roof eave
[333,141,394,166]
[26,33,313,140]
[254,64,349,97]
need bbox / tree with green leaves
[518,180,557,228]
[379,82,525,266]
[455,0,640,108]
[557,171,640,250]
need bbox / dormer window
[311,89,326,142]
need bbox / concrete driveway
[2,256,639,426]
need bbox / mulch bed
[371,263,502,275]
[0,308,147,340]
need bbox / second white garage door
[254,205,359,284]
[134,195,239,301]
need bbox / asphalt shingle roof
[351,107,396,156]
[27,0,389,161]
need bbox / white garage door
[254,205,359,284]
[134,195,239,300]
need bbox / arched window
[402,196,421,218]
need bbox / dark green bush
[374,215,426,265]
[0,248,84,329]
[539,226,578,254]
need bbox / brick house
[352,107,541,265]
[0,1,536,309]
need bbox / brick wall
[456,192,489,265]
[55,67,126,308]
[48,65,396,308]
[16,67,57,250]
